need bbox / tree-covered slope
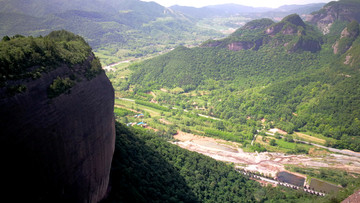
[103,122,320,202]
[201,14,323,53]
[126,18,360,152]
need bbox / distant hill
[170,3,325,19]
[0,0,182,36]
[0,0,222,64]
[170,3,271,18]
[275,3,326,14]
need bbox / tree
[215,121,225,130]
[270,139,277,146]
[2,36,10,42]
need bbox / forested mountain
[0,0,222,64]
[201,14,322,53]
[127,3,360,152]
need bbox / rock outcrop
[227,41,254,51]
[333,20,360,54]
[0,33,115,202]
[306,0,360,34]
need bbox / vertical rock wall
[0,62,115,202]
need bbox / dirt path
[150,91,156,98]
[173,132,360,177]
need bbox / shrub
[48,77,75,98]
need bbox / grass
[285,165,360,189]
[94,49,121,66]
[256,135,312,153]
[115,98,162,117]
[294,132,326,145]
[276,139,297,150]
[296,131,338,145]
[310,178,342,194]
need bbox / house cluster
[125,113,147,127]
[134,113,144,118]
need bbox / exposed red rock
[227,41,254,51]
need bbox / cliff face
[333,21,360,54]
[306,0,360,34]
[0,33,115,202]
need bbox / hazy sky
[141,0,335,8]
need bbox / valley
[104,1,360,201]
[111,91,360,196]
[2,0,360,202]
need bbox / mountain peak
[265,14,306,36]
[282,14,306,27]
[242,18,274,31]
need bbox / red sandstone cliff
[0,54,115,202]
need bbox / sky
[141,0,335,8]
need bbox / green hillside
[121,16,360,152]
